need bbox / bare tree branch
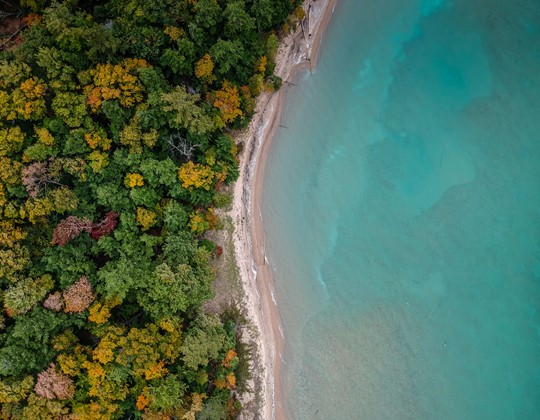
[166,133,201,162]
[22,161,66,198]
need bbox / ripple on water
[263,0,540,418]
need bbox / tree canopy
[0,0,302,417]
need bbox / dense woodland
[0,0,302,417]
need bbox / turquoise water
[261,0,540,418]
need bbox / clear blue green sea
[261,0,540,418]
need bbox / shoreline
[230,1,338,418]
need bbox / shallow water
[262,0,540,418]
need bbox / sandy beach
[230,1,339,418]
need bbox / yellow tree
[0,126,25,157]
[0,157,22,184]
[211,81,243,124]
[88,150,109,173]
[72,322,182,407]
[35,127,55,146]
[13,77,48,120]
[24,197,55,224]
[85,132,111,151]
[0,221,30,281]
[194,54,216,84]
[125,173,144,188]
[88,297,122,324]
[0,220,27,248]
[255,55,267,74]
[0,157,22,216]
[164,26,184,41]
[0,74,47,122]
[0,376,34,404]
[136,207,157,231]
[19,394,69,419]
[188,208,218,235]
[119,117,158,154]
[82,58,149,111]
[178,161,215,191]
[182,393,206,420]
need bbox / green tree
[138,260,212,320]
[224,1,255,39]
[161,86,214,134]
[0,308,69,376]
[51,92,88,128]
[210,39,244,79]
[198,392,228,420]
[160,38,196,76]
[193,0,222,34]
[139,157,178,190]
[180,314,231,371]
[3,275,54,317]
[42,241,95,289]
[163,200,189,233]
[147,374,186,412]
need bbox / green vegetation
[0,0,302,417]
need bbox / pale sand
[230,1,339,418]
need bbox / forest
[0,0,301,418]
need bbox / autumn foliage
[22,161,58,198]
[83,59,149,111]
[34,364,75,400]
[51,212,118,245]
[178,161,215,191]
[51,216,92,246]
[212,81,243,123]
[124,173,144,188]
[63,276,95,313]
[90,211,119,240]
[43,292,63,312]
[136,207,157,231]
[195,53,216,84]
[0,0,300,416]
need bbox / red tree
[51,216,92,246]
[91,211,119,240]
[215,246,223,257]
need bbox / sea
[261,0,540,418]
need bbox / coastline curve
[230,1,339,418]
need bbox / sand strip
[231,1,339,418]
